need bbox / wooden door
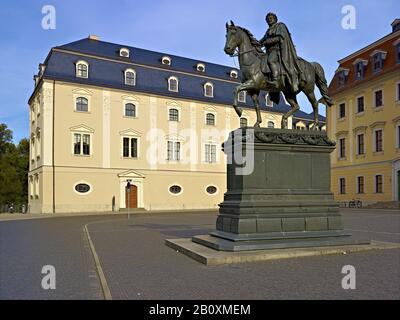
[125,184,138,208]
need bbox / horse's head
[224,20,242,56]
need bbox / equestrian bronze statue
[224,13,333,129]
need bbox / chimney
[88,35,100,41]
[392,19,400,33]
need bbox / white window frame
[204,143,218,163]
[168,184,183,196]
[197,63,205,72]
[76,60,89,78]
[167,106,180,122]
[168,76,179,92]
[373,88,384,108]
[356,176,365,194]
[119,47,130,58]
[374,174,384,194]
[356,95,365,114]
[339,137,346,159]
[124,102,137,118]
[204,82,214,97]
[29,176,34,198]
[73,181,93,196]
[75,96,89,113]
[356,132,365,155]
[238,91,246,103]
[71,132,93,156]
[124,68,136,86]
[121,136,140,159]
[166,140,181,161]
[205,111,216,126]
[267,121,275,128]
[162,56,171,65]
[373,128,384,153]
[230,70,238,78]
[339,177,346,195]
[205,185,219,196]
[36,129,41,159]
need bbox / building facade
[28,36,325,213]
[327,19,400,207]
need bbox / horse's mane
[237,26,264,54]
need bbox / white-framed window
[74,182,92,195]
[339,103,346,118]
[266,94,273,107]
[167,141,181,161]
[238,91,246,103]
[124,69,136,86]
[205,185,218,195]
[373,89,384,108]
[162,56,171,65]
[375,174,384,193]
[34,174,39,198]
[122,137,138,158]
[204,144,217,163]
[204,82,214,97]
[339,177,346,194]
[357,176,365,194]
[119,47,130,58]
[397,124,400,149]
[230,70,238,79]
[339,138,346,158]
[73,133,91,156]
[240,117,248,128]
[76,97,89,112]
[169,108,179,122]
[169,184,182,195]
[30,135,35,162]
[125,103,136,117]
[197,63,205,72]
[357,133,365,155]
[374,128,384,153]
[168,76,179,92]
[76,60,89,78]
[29,176,34,198]
[356,96,365,113]
[267,121,275,128]
[36,129,41,159]
[205,113,215,125]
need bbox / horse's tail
[312,62,334,107]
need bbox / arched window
[119,48,130,58]
[76,60,89,78]
[197,63,205,72]
[169,108,179,121]
[204,83,213,97]
[267,121,275,128]
[125,103,136,117]
[230,70,238,79]
[240,118,248,128]
[125,69,136,85]
[168,77,179,92]
[206,113,215,125]
[76,97,88,112]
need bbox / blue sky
[0,0,398,143]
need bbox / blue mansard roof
[37,37,325,123]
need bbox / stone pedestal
[193,128,368,251]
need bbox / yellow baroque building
[28,35,326,213]
[327,19,400,207]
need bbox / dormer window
[230,70,238,79]
[336,68,349,87]
[197,63,205,72]
[394,39,400,63]
[124,68,136,86]
[168,76,179,92]
[371,50,387,73]
[119,48,130,58]
[204,82,214,97]
[238,91,246,103]
[76,60,89,78]
[353,59,368,80]
[266,93,273,107]
[162,56,171,65]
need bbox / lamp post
[126,179,132,220]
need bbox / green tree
[0,124,29,209]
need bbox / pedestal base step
[165,237,400,266]
[192,234,369,251]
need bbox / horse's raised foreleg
[233,80,257,119]
[281,92,300,129]
[304,90,319,130]
[250,91,261,127]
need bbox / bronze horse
[224,21,333,129]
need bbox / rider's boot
[266,65,279,89]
